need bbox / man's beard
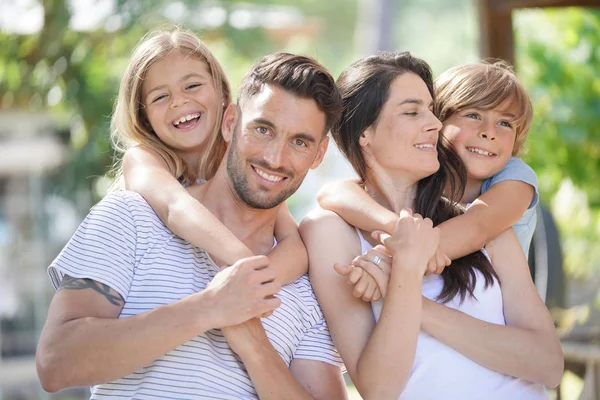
[226,133,303,209]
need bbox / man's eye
[256,127,269,135]
[294,139,307,147]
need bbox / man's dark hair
[237,52,342,135]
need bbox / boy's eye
[404,111,418,116]
[465,112,481,120]
[186,83,202,90]
[499,120,513,128]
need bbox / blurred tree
[0,0,357,202]
[515,7,600,276]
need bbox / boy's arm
[317,179,397,234]
[438,180,534,260]
[271,203,309,284]
[123,146,253,265]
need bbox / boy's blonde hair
[435,61,533,156]
[110,25,231,187]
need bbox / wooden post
[478,0,515,65]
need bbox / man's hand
[204,256,281,328]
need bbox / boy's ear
[221,103,239,143]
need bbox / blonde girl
[110,26,307,280]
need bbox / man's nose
[262,139,287,169]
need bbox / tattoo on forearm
[59,275,124,306]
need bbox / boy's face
[442,100,517,183]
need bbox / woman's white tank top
[357,229,548,400]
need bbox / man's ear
[310,135,329,170]
[221,103,239,143]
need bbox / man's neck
[189,167,280,256]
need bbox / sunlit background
[0,0,599,399]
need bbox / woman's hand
[334,245,391,301]
[374,209,439,276]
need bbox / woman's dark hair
[332,52,498,303]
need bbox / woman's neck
[364,167,419,214]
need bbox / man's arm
[222,319,346,400]
[37,256,282,392]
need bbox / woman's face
[442,100,517,182]
[361,73,443,181]
[141,52,220,156]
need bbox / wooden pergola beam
[478,0,600,65]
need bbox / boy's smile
[443,100,517,183]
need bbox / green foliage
[515,8,600,276]
[0,0,357,201]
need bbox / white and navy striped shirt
[48,191,342,400]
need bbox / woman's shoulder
[299,208,361,250]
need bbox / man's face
[225,85,329,209]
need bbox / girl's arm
[123,146,253,265]
[319,179,534,260]
[299,209,429,400]
[270,203,309,284]
[420,228,564,387]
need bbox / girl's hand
[334,245,391,302]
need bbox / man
[36,53,345,399]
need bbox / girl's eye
[499,120,513,128]
[465,112,481,120]
[404,112,418,116]
[186,83,202,90]
[152,94,167,103]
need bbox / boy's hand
[425,248,451,275]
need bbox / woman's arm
[270,203,309,284]
[438,181,534,260]
[420,228,563,387]
[123,146,252,265]
[300,209,432,400]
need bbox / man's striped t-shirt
[48,191,342,400]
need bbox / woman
[299,52,563,399]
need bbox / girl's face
[141,52,220,156]
[361,73,443,182]
[442,100,517,182]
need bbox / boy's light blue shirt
[480,157,539,257]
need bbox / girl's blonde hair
[435,61,533,156]
[110,25,231,188]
